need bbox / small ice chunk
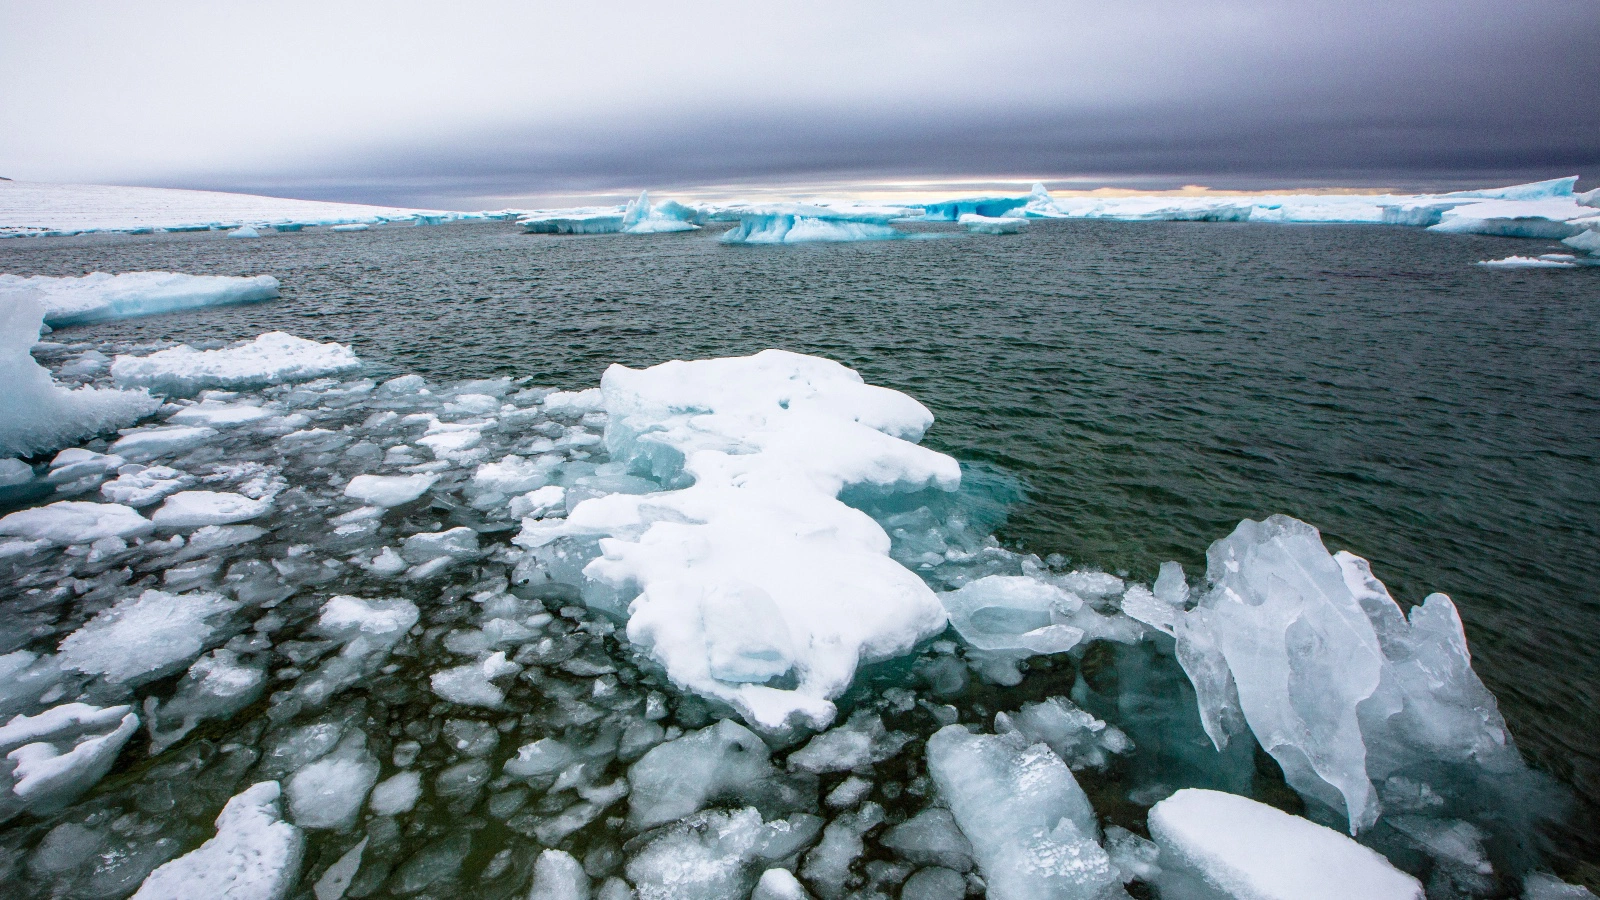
[57,589,238,684]
[752,868,813,900]
[800,801,883,898]
[625,807,823,900]
[369,770,422,815]
[787,711,912,773]
[167,399,272,427]
[313,838,366,900]
[111,332,361,397]
[511,485,567,519]
[900,867,967,900]
[0,458,32,487]
[227,225,260,238]
[1153,561,1189,606]
[1476,255,1577,268]
[542,388,603,415]
[145,649,266,753]
[331,223,369,232]
[0,702,140,821]
[627,719,799,831]
[286,735,380,830]
[343,473,437,508]
[1148,788,1423,900]
[505,737,577,779]
[881,807,973,872]
[825,776,872,808]
[994,697,1132,771]
[959,213,1027,234]
[109,424,219,460]
[101,465,196,506]
[131,781,304,900]
[152,490,272,527]
[939,575,1086,655]
[528,849,590,900]
[430,652,520,708]
[1524,873,1600,899]
[401,526,480,564]
[0,500,153,544]
[925,725,1118,899]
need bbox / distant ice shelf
[0,180,507,238]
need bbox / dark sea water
[4,219,1598,876]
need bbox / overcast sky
[2,1,1597,208]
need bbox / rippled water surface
[5,219,1598,868]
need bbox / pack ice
[518,350,959,730]
[0,272,281,327]
[111,332,361,397]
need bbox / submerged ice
[0,338,1581,899]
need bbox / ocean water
[3,219,1597,887]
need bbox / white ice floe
[430,651,521,708]
[0,294,158,458]
[144,649,267,753]
[167,398,273,427]
[227,225,260,238]
[57,589,238,685]
[924,725,1119,900]
[0,272,280,327]
[132,781,304,900]
[109,424,218,460]
[1476,255,1579,268]
[994,696,1132,772]
[343,473,437,508]
[368,770,421,815]
[111,332,361,397]
[1124,515,1524,834]
[959,213,1027,235]
[0,499,152,544]
[518,350,958,730]
[1148,788,1422,900]
[624,807,823,900]
[528,849,590,900]
[286,735,379,830]
[0,702,140,822]
[151,490,273,528]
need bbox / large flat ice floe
[0,272,281,327]
[517,349,959,730]
[0,295,158,458]
[1149,788,1423,900]
[0,180,492,238]
[110,332,361,396]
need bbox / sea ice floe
[111,332,361,397]
[626,718,813,830]
[1148,788,1423,900]
[57,589,238,685]
[144,649,267,754]
[100,465,196,507]
[0,271,280,327]
[0,499,152,544]
[167,398,273,427]
[0,294,159,458]
[958,213,1026,234]
[151,490,273,528]
[0,702,140,822]
[623,806,823,900]
[519,349,958,730]
[286,734,379,830]
[1476,254,1580,268]
[925,725,1119,900]
[1125,515,1528,834]
[131,781,304,900]
[109,424,219,460]
[343,473,437,508]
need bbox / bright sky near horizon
[2,1,1597,209]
